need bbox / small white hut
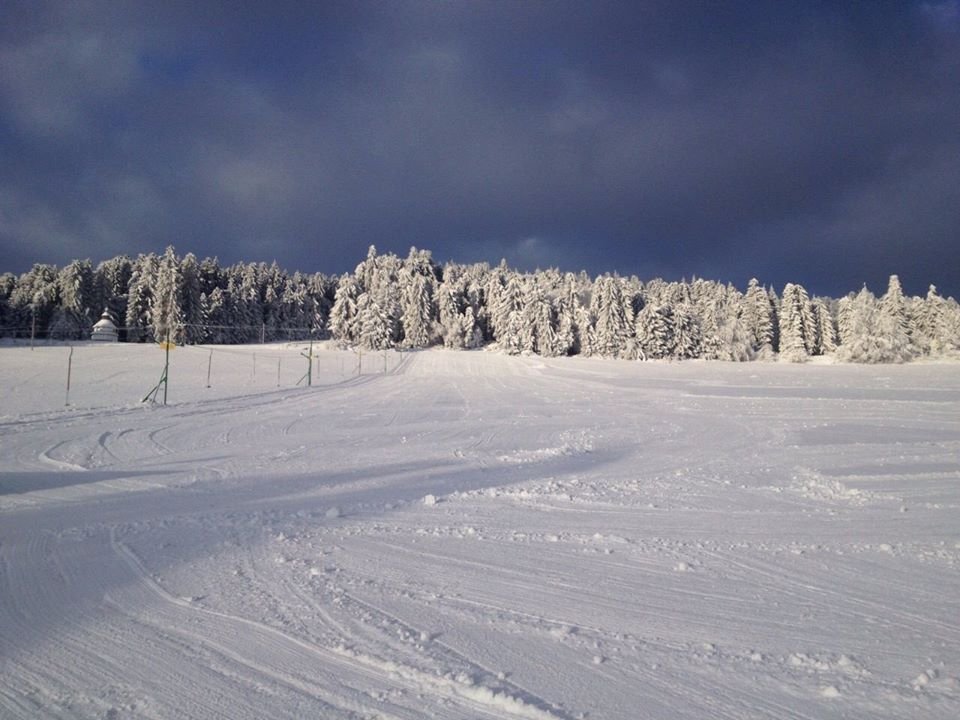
[91,309,119,342]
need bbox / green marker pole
[163,328,170,405]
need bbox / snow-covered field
[2,343,959,719]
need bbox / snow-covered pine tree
[126,254,158,342]
[277,272,314,341]
[438,281,468,349]
[837,292,855,348]
[179,253,205,344]
[835,285,915,363]
[767,285,781,352]
[877,274,917,361]
[0,273,14,337]
[258,262,287,343]
[812,297,838,355]
[151,246,183,344]
[742,278,777,358]
[635,304,674,359]
[588,276,633,358]
[404,246,441,283]
[223,274,247,343]
[400,271,437,349]
[198,257,223,298]
[461,305,484,349]
[307,273,335,337]
[0,273,13,336]
[671,303,702,359]
[910,285,954,356]
[235,264,264,343]
[329,274,361,346]
[778,283,813,362]
[704,289,754,362]
[356,292,390,350]
[462,266,491,342]
[93,256,132,331]
[835,287,883,362]
[522,279,565,356]
[15,265,59,338]
[551,273,582,356]
[356,245,379,292]
[51,259,94,339]
[372,252,404,345]
[935,296,960,356]
[202,287,232,344]
[490,272,525,354]
[693,282,745,360]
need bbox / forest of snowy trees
[2,245,959,364]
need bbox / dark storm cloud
[1,0,958,297]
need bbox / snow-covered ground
[2,343,959,719]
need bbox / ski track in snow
[1,345,960,718]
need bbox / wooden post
[206,349,213,388]
[277,357,281,387]
[65,346,74,406]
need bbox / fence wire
[0,338,405,414]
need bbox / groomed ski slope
[1,344,959,719]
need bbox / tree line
[2,245,958,363]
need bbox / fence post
[65,346,74,406]
[277,357,281,387]
[297,338,314,387]
[163,329,170,405]
[206,349,213,388]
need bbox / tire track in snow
[109,529,397,717]
[37,440,88,472]
[333,588,574,720]
[109,529,567,719]
[699,547,960,638]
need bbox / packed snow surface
[2,342,959,719]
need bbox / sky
[1,1,958,299]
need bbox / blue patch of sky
[138,50,202,84]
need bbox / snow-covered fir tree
[491,272,526,354]
[400,271,437,349]
[438,281,469,350]
[812,297,838,355]
[329,274,361,346]
[778,283,814,362]
[125,255,158,343]
[356,292,390,350]
[178,253,205,344]
[202,287,232,344]
[151,246,183,343]
[94,256,132,335]
[50,259,94,339]
[4,245,958,365]
[635,304,675,359]
[877,274,917,361]
[588,276,633,358]
[742,278,777,358]
[671,303,703,359]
